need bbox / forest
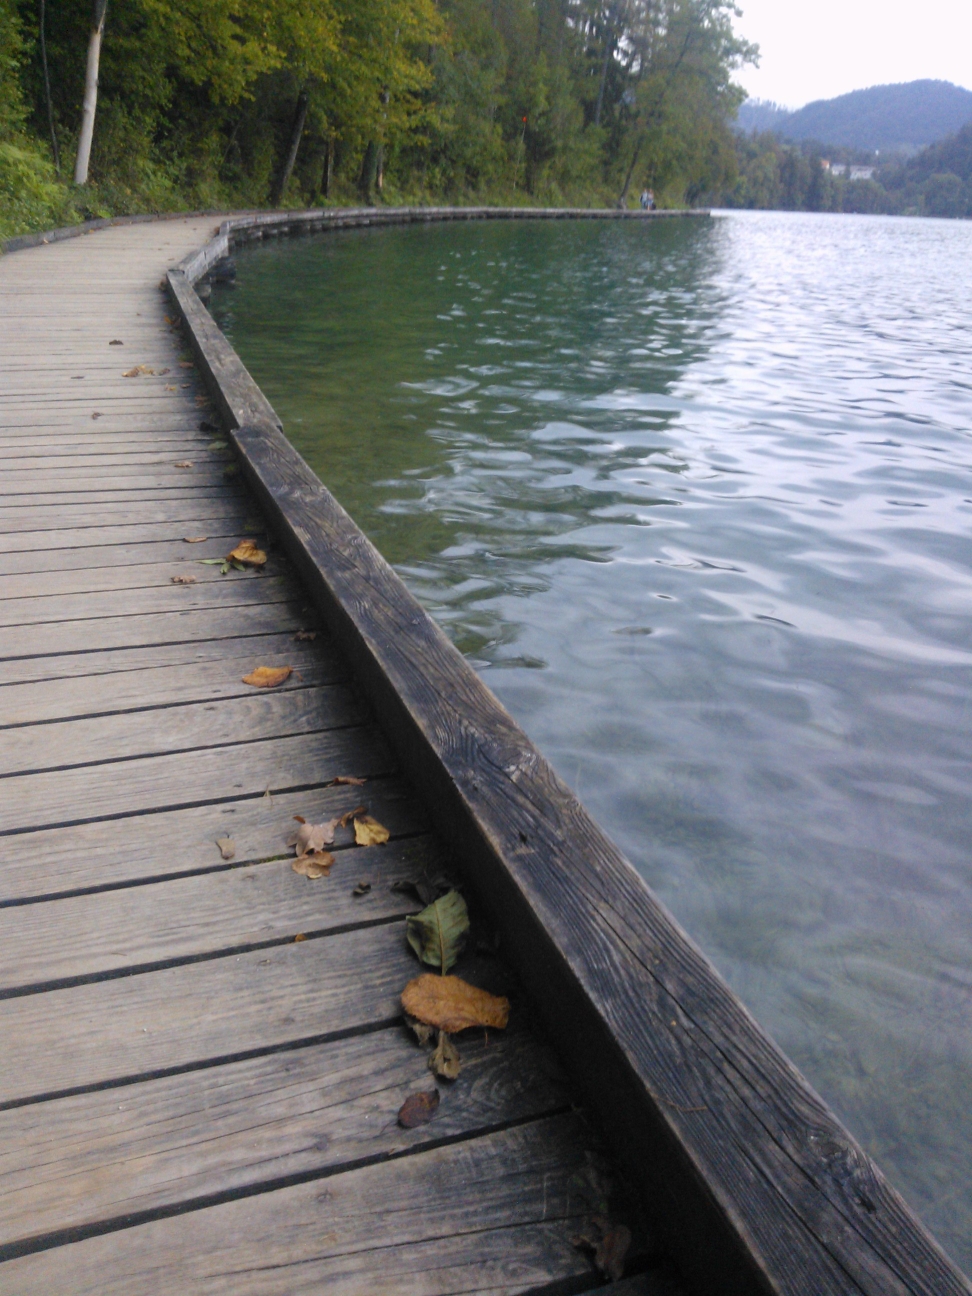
[0,0,755,237]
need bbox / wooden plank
[0,600,306,661]
[0,1023,568,1252]
[0,629,315,687]
[0,572,296,629]
[168,224,972,1296]
[0,497,247,535]
[1,682,367,777]
[0,452,223,472]
[0,486,232,510]
[0,639,341,725]
[0,534,255,577]
[0,724,394,835]
[0,835,438,989]
[0,776,425,903]
[0,470,231,495]
[0,1116,595,1296]
[0,518,259,554]
[0,557,280,604]
[0,919,417,1105]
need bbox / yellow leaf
[401,975,510,1033]
[226,539,267,567]
[354,815,389,846]
[242,665,292,688]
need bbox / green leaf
[198,558,224,565]
[406,890,469,976]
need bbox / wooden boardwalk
[0,220,643,1293]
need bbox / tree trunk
[617,131,645,208]
[358,140,380,205]
[271,90,309,207]
[594,25,613,126]
[321,136,333,199]
[73,0,107,185]
[39,0,60,174]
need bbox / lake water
[211,210,972,1271]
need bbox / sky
[733,0,972,108]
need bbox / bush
[0,139,78,238]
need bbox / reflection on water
[212,211,972,1270]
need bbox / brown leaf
[171,574,197,585]
[123,364,154,377]
[401,975,510,1034]
[354,815,389,846]
[91,412,102,419]
[226,539,267,567]
[333,775,366,786]
[215,837,236,861]
[183,536,208,543]
[595,1221,632,1283]
[294,629,317,642]
[173,460,194,468]
[109,339,123,345]
[179,360,194,368]
[405,1015,434,1046]
[242,666,292,688]
[293,818,337,856]
[293,853,334,878]
[158,368,170,375]
[338,804,367,828]
[165,384,177,391]
[398,1090,439,1129]
[429,1030,461,1080]
[294,932,307,942]
[352,881,372,897]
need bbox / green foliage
[2,0,755,237]
[0,139,78,236]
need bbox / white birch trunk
[73,0,108,186]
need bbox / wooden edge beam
[164,210,970,1296]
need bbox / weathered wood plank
[0,470,231,495]
[0,600,307,660]
[0,518,260,554]
[0,1116,595,1296]
[1,683,367,776]
[0,534,255,577]
[0,640,341,725]
[0,919,416,1105]
[0,557,280,603]
[0,497,247,535]
[0,836,438,989]
[0,776,425,903]
[0,725,395,835]
[0,1024,567,1252]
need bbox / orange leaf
[226,539,267,567]
[293,853,333,879]
[242,665,292,688]
[401,975,510,1033]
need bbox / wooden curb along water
[166,207,971,1296]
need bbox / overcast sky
[733,0,972,108]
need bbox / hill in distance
[736,80,972,153]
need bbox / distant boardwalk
[0,219,615,1293]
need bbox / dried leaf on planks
[337,805,367,828]
[109,339,123,345]
[402,974,509,1034]
[352,881,371,897]
[293,853,333,879]
[242,665,292,688]
[215,837,236,861]
[294,629,317,642]
[289,815,337,856]
[226,539,266,567]
[398,1090,439,1128]
[353,814,389,846]
[572,1216,632,1283]
[173,460,194,468]
[332,774,366,786]
[123,364,154,377]
[171,574,196,585]
[184,535,208,543]
[406,890,468,974]
[429,1030,461,1080]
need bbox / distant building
[822,162,876,180]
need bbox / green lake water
[211,210,972,1270]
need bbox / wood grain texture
[1,534,265,578]
[0,835,437,989]
[0,1115,596,1296]
[0,640,342,725]
[0,918,420,1105]
[0,556,285,603]
[0,1023,568,1252]
[0,725,395,834]
[0,496,245,534]
[1,682,366,776]
[165,210,972,1295]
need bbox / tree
[73,0,106,184]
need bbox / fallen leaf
[398,1090,439,1129]
[174,461,194,468]
[354,815,390,847]
[401,974,509,1033]
[405,1015,434,1046]
[179,360,194,368]
[165,384,177,391]
[352,881,371,897]
[226,539,266,567]
[109,339,123,345]
[406,890,468,974]
[294,629,317,642]
[158,368,170,375]
[391,876,452,907]
[180,382,192,388]
[294,932,307,942]
[199,420,219,431]
[573,1217,631,1283]
[430,1030,461,1080]
[338,804,367,828]
[215,837,236,860]
[91,412,102,419]
[171,574,196,585]
[184,536,208,543]
[292,818,337,856]
[123,364,154,377]
[293,853,333,878]
[333,775,366,786]
[242,666,292,688]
